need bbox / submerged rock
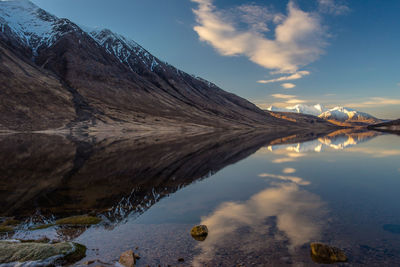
[0,240,86,265]
[55,215,101,225]
[119,250,136,267]
[310,242,347,264]
[190,225,208,241]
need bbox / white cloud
[283,167,296,174]
[285,98,307,104]
[281,83,296,89]
[318,0,350,15]
[257,70,310,84]
[192,0,326,76]
[397,82,400,87]
[271,93,296,99]
[347,97,400,108]
[259,172,310,185]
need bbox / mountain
[267,104,380,125]
[368,119,400,133]
[268,104,327,117]
[318,106,380,125]
[267,129,381,153]
[1,0,332,132]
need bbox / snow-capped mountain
[267,130,381,153]
[318,106,378,123]
[83,27,164,74]
[267,104,380,124]
[268,104,327,116]
[1,0,301,131]
[0,0,82,54]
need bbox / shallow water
[1,130,400,266]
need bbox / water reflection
[1,128,398,266]
[267,129,381,153]
[0,130,326,225]
[192,172,326,266]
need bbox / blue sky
[31,0,400,119]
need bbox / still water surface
[1,130,400,266]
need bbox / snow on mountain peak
[267,103,378,122]
[267,103,327,116]
[82,26,164,73]
[0,0,81,53]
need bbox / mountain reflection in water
[1,129,399,266]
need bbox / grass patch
[1,219,20,226]
[55,215,101,225]
[63,243,87,264]
[29,224,56,231]
[0,226,14,233]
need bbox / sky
[31,0,400,119]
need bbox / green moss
[0,226,14,233]
[63,243,87,264]
[1,219,20,226]
[190,225,208,241]
[55,215,101,226]
[0,241,73,263]
[0,241,86,265]
[29,224,56,231]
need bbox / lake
[1,129,400,266]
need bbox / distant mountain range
[368,119,400,133]
[0,0,341,133]
[268,129,381,153]
[267,104,382,125]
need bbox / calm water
[1,130,400,266]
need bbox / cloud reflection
[259,173,309,185]
[192,174,326,266]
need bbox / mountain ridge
[267,104,381,125]
[0,0,338,132]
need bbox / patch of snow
[0,0,79,54]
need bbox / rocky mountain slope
[368,119,400,133]
[267,104,381,125]
[0,0,337,132]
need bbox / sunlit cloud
[283,167,296,174]
[281,83,296,89]
[192,0,326,77]
[348,147,400,158]
[192,182,327,266]
[347,97,400,108]
[272,152,305,163]
[285,98,308,104]
[318,0,350,15]
[272,157,297,163]
[259,172,310,185]
[271,94,296,99]
[257,70,310,84]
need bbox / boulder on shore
[310,242,347,264]
[0,240,86,266]
[119,250,136,267]
[190,225,208,241]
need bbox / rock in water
[190,225,208,241]
[0,240,86,265]
[119,250,136,267]
[310,242,347,264]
